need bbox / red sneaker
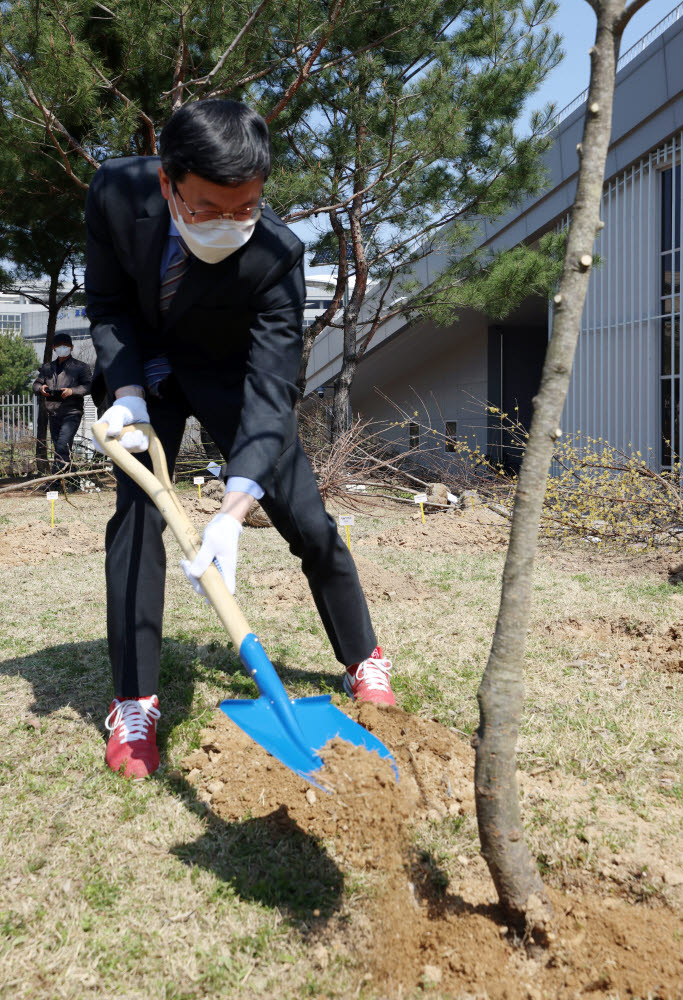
[344,646,396,706]
[104,696,161,778]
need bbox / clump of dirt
[545,616,683,674]
[362,505,510,554]
[182,703,683,997]
[248,555,434,605]
[0,520,104,567]
[366,883,683,999]
[180,493,221,522]
[180,487,272,528]
[183,703,473,832]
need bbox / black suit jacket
[84,156,306,491]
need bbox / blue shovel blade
[219,633,398,788]
[220,693,398,788]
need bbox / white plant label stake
[193,476,205,499]
[46,490,58,528]
[339,514,355,548]
[414,493,428,524]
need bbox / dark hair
[159,100,271,186]
[53,333,73,347]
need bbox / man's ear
[158,166,171,202]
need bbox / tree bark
[296,220,348,403]
[331,114,369,441]
[330,259,368,438]
[474,0,644,933]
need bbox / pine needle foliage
[1,1,563,440]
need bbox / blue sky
[528,0,679,119]
[303,0,680,273]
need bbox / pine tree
[1,1,562,443]
[0,0,406,191]
[0,332,40,396]
[271,1,562,437]
[0,0,417,462]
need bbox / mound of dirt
[0,520,104,568]
[363,505,510,554]
[545,616,683,674]
[183,703,473,833]
[248,555,434,606]
[181,493,221,521]
[180,489,272,528]
[182,703,683,998]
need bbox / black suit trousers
[48,411,82,475]
[105,382,376,697]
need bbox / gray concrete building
[304,4,683,471]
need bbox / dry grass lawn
[0,485,681,999]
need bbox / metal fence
[0,394,209,479]
[0,394,37,442]
[0,394,40,477]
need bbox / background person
[85,99,396,781]
[33,333,93,484]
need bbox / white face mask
[55,346,71,358]
[170,191,257,264]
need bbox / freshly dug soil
[541,540,682,582]
[362,505,510,554]
[545,616,683,674]
[182,705,683,998]
[181,489,273,528]
[0,520,104,568]
[248,554,434,606]
[183,704,472,833]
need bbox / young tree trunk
[331,309,357,440]
[331,173,368,441]
[296,234,348,404]
[473,0,645,933]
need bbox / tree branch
[170,9,189,113]
[185,0,272,99]
[617,0,653,32]
[50,14,158,154]
[265,0,346,125]
[1,42,98,186]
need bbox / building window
[409,422,419,449]
[660,165,681,467]
[444,420,457,452]
[305,298,334,310]
[0,313,21,333]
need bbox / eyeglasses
[172,184,264,224]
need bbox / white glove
[181,513,242,597]
[92,396,150,454]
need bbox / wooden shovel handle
[91,420,251,649]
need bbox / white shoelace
[105,697,160,742]
[355,656,393,692]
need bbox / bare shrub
[369,396,683,550]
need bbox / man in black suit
[85,100,396,778]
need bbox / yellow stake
[50,499,55,528]
[471,496,475,510]
[419,502,425,524]
[345,524,351,549]
[198,483,202,499]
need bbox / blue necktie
[144,238,190,394]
